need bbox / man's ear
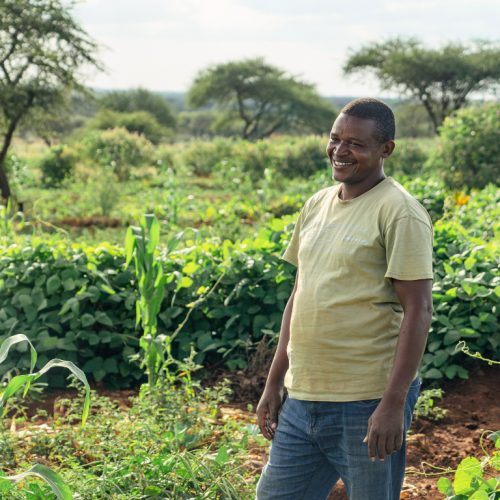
[381,140,396,159]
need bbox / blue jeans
[256,377,421,500]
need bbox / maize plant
[125,214,198,388]
[0,334,90,499]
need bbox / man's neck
[340,172,387,201]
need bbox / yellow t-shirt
[282,177,433,401]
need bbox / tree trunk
[0,117,20,200]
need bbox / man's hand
[363,400,405,461]
[256,384,284,440]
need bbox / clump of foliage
[98,88,177,131]
[0,362,261,499]
[80,127,156,181]
[430,103,500,190]
[384,138,433,178]
[434,433,500,499]
[413,388,448,421]
[39,144,80,187]
[89,109,170,145]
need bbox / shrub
[39,145,79,187]
[80,127,156,181]
[89,109,169,145]
[169,136,330,179]
[384,138,433,178]
[429,102,500,190]
[1,215,500,389]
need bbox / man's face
[326,113,394,185]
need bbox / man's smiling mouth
[333,160,357,167]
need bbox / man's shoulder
[380,178,432,228]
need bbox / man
[256,98,433,500]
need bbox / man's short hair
[340,98,395,144]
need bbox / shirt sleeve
[384,216,434,282]
[281,209,306,267]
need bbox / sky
[74,0,500,97]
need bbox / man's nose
[335,141,349,156]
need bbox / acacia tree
[0,0,101,199]
[344,38,500,133]
[187,58,337,140]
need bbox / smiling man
[255,98,434,500]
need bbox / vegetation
[429,102,500,190]
[98,88,177,131]
[344,38,500,133]
[0,0,101,199]
[187,58,338,139]
[0,351,262,498]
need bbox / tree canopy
[344,38,500,133]
[0,0,101,199]
[99,88,177,130]
[187,58,337,140]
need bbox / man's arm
[365,278,433,461]
[256,268,299,441]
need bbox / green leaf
[494,286,500,298]
[464,256,476,270]
[43,337,58,350]
[423,368,443,379]
[0,334,37,374]
[443,262,455,277]
[0,359,90,427]
[46,275,61,295]
[93,368,106,382]
[470,490,489,499]
[454,457,482,495]
[0,464,72,500]
[462,281,478,296]
[0,472,13,493]
[83,357,103,373]
[437,477,453,495]
[63,278,76,291]
[80,313,95,327]
[144,486,162,497]
[95,311,114,327]
[215,445,229,464]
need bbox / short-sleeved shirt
[281,177,433,401]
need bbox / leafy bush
[384,138,433,177]
[402,177,448,223]
[39,145,79,187]
[89,109,169,144]
[80,127,156,181]
[163,136,330,179]
[443,184,500,241]
[422,221,500,380]
[1,214,500,389]
[430,102,500,190]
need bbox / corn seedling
[0,334,90,499]
[125,213,199,388]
